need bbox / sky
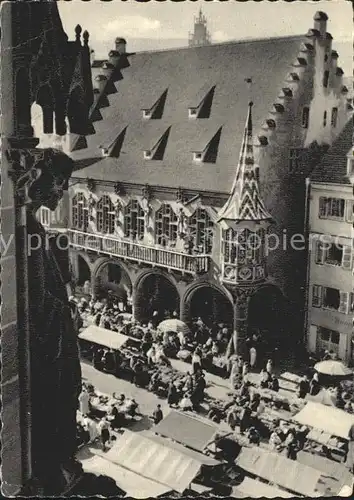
[59,0,352,72]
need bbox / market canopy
[104,429,216,493]
[79,325,131,350]
[81,455,172,498]
[152,410,218,452]
[236,447,322,497]
[314,360,353,376]
[157,319,190,335]
[293,401,354,440]
[231,477,293,498]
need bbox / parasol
[157,319,190,336]
[314,360,353,377]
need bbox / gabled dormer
[143,127,171,160]
[188,85,216,119]
[100,126,128,158]
[192,126,222,164]
[142,89,168,119]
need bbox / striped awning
[104,430,212,493]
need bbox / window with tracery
[223,228,264,264]
[155,203,178,246]
[96,195,115,234]
[188,208,214,253]
[72,192,89,231]
[124,199,145,240]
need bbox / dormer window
[331,107,338,127]
[143,127,171,161]
[192,127,222,164]
[101,147,109,157]
[99,127,127,158]
[188,85,216,119]
[142,89,168,120]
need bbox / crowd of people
[72,292,354,473]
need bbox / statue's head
[28,149,74,211]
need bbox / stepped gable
[311,118,353,185]
[70,35,307,192]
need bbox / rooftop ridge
[93,34,306,59]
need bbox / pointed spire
[218,99,272,223]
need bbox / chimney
[115,37,127,54]
[94,74,107,93]
[313,11,328,38]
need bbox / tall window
[39,207,50,227]
[323,70,329,88]
[155,203,178,246]
[331,107,338,127]
[124,199,145,240]
[319,197,345,219]
[323,111,327,127]
[302,106,310,128]
[223,228,237,264]
[96,195,115,234]
[72,192,88,231]
[315,240,352,269]
[188,208,214,253]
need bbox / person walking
[297,376,310,399]
[97,418,110,452]
[249,346,257,369]
[192,347,202,374]
[152,404,163,425]
[266,359,273,375]
[78,388,90,416]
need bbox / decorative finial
[75,24,82,42]
[83,30,89,46]
[245,78,253,106]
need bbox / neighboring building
[306,118,354,364]
[0,1,93,494]
[188,9,211,47]
[66,11,351,349]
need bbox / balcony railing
[68,229,210,275]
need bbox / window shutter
[342,246,353,270]
[312,285,322,307]
[315,240,325,264]
[339,291,349,314]
[345,200,354,222]
[319,197,327,217]
[350,292,354,313]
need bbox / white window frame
[312,284,323,307]
[318,197,345,220]
[317,326,340,355]
[40,207,50,227]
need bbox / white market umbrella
[157,319,190,336]
[314,360,353,377]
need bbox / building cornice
[310,181,352,193]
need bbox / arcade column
[228,287,256,358]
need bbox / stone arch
[134,269,180,324]
[247,283,288,349]
[182,281,234,329]
[77,254,91,287]
[92,257,133,304]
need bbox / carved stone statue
[25,149,83,494]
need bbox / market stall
[231,477,293,498]
[235,447,323,497]
[81,454,172,499]
[152,410,218,452]
[293,402,354,441]
[104,429,219,494]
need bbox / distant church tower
[188,9,211,47]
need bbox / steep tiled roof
[311,118,353,185]
[71,36,306,192]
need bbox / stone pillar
[230,287,255,358]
